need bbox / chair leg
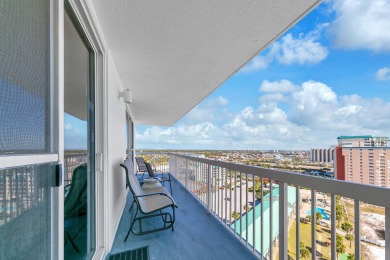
[65,231,80,253]
[125,206,139,242]
[129,200,136,212]
[171,205,175,232]
[169,180,172,195]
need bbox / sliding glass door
[0,1,59,259]
[63,9,96,259]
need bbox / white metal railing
[64,153,87,186]
[168,153,390,260]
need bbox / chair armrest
[135,192,178,207]
[155,172,171,181]
[143,177,162,184]
[64,184,71,198]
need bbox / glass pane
[0,163,55,259]
[0,0,52,154]
[126,115,134,159]
[64,10,95,259]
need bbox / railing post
[64,156,68,181]
[168,154,172,174]
[354,200,360,259]
[175,155,177,176]
[331,194,336,260]
[386,207,389,260]
[269,180,273,260]
[311,189,316,260]
[296,186,301,260]
[207,164,211,213]
[185,158,188,189]
[279,182,288,260]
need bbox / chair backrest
[135,157,148,172]
[120,158,143,196]
[145,162,156,178]
[64,163,87,218]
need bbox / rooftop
[337,135,388,139]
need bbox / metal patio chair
[64,163,87,253]
[135,157,149,177]
[120,159,177,241]
[144,162,173,195]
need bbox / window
[126,114,134,160]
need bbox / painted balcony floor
[108,178,257,260]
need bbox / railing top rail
[170,153,390,208]
[136,152,170,155]
[64,153,87,158]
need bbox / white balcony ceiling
[92,0,322,126]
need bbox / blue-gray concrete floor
[108,178,257,260]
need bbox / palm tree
[336,235,346,259]
[341,222,353,234]
[316,212,323,224]
[231,211,240,220]
[345,233,354,248]
[300,248,310,259]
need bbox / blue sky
[64,113,87,150]
[135,0,390,150]
[66,0,390,150]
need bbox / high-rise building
[337,135,388,147]
[310,147,334,163]
[335,135,390,188]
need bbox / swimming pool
[305,207,330,220]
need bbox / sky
[64,113,87,150]
[135,0,390,150]
[65,0,390,151]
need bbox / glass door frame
[64,0,107,259]
[64,5,97,258]
[0,0,61,258]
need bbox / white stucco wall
[105,50,128,250]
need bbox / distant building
[335,135,390,188]
[337,135,387,147]
[310,147,334,163]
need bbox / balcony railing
[143,152,390,260]
[135,152,169,173]
[64,152,88,186]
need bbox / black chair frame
[120,159,177,241]
[126,192,176,240]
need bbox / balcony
[110,177,256,259]
[110,153,390,259]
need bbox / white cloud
[215,96,229,106]
[272,32,328,65]
[241,54,273,72]
[289,81,339,128]
[329,0,390,52]
[241,25,328,72]
[259,93,286,103]
[64,123,72,130]
[259,79,298,93]
[335,104,362,116]
[184,96,229,123]
[375,67,390,80]
[136,80,390,149]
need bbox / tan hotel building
[335,135,390,187]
